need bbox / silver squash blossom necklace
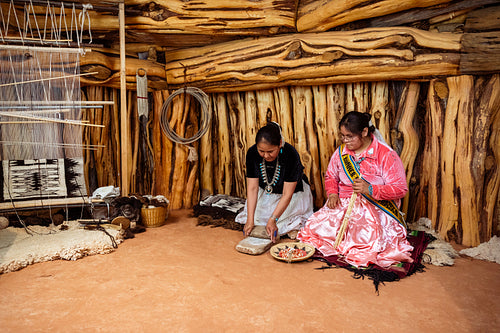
[259,156,281,194]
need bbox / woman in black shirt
[235,122,314,242]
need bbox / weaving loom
[0,0,100,204]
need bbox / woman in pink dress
[297,111,414,268]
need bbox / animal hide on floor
[311,229,433,294]
[0,221,123,274]
[408,218,459,266]
[193,194,246,230]
[460,236,500,264]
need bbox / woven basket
[141,206,168,228]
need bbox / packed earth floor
[1,209,499,333]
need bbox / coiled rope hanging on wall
[160,87,211,145]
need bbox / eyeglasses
[340,134,358,142]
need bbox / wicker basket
[141,206,168,228]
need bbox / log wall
[10,1,499,247]
[82,76,500,246]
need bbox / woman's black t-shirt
[246,142,307,194]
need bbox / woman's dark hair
[255,122,282,146]
[339,111,375,136]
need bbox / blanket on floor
[0,221,124,274]
[311,230,434,293]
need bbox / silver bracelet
[270,214,279,222]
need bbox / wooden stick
[1,36,73,42]
[0,140,103,148]
[0,109,87,114]
[0,197,103,211]
[0,101,114,105]
[130,91,140,193]
[0,72,99,88]
[334,192,358,249]
[0,44,91,53]
[0,111,104,127]
[0,121,89,124]
[119,2,130,196]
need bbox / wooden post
[274,87,294,146]
[119,2,129,196]
[452,75,479,246]
[214,93,232,195]
[327,84,346,151]
[370,82,391,144]
[480,75,500,240]
[199,92,214,197]
[312,85,329,205]
[228,92,248,198]
[398,82,420,215]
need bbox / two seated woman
[236,111,413,268]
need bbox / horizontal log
[164,27,461,92]
[369,0,498,28]
[126,0,296,34]
[0,197,102,211]
[114,33,236,51]
[296,0,451,32]
[460,32,500,74]
[79,50,167,90]
[464,5,500,32]
[1,1,296,36]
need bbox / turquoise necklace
[259,156,281,194]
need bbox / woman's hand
[243,220,254,237]
[266,218,278,243]
[326,193,339,209]
[353,178,370,195]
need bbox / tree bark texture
[296,0,452,32]
[164,27,461,93]
[0,1,296,38]
[79,50,167,90]
[412,75,500,246]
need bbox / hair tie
[271,121,285,147]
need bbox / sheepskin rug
[408,218,459,266]
[0,221,124,274]
[460,236,500,264]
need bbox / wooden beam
[79,50,167,90]
[464,5,500,32]
[460,31,500,74]
[1,1,296,36]
[164,27,461,93]
[0,197,102,212]
[296,0,451,32]
[369,0,498,28]
[119,2,129,196]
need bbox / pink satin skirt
[297,195,414,268]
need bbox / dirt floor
[1,209,499,333]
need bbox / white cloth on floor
[235,180,314,236]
